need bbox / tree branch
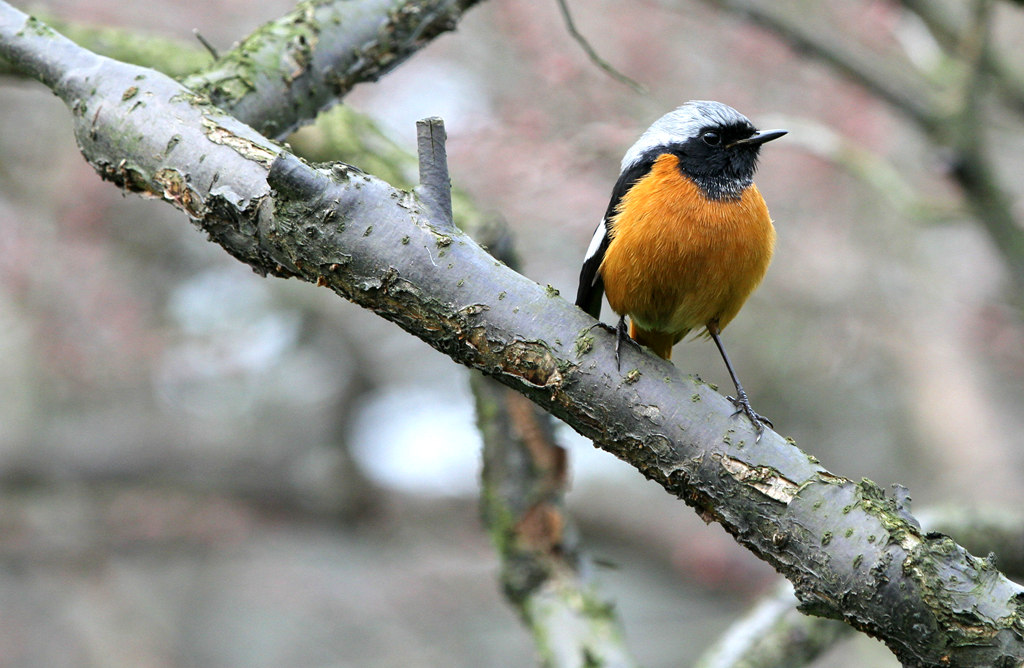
[555,0,646,94]
[899,0,1024,116]
[694,580,848,668]
[685,0,941,130]
[0,13,211,78]
[473,374,636,666]
[181,0,483,140]
[696,505,1024,668]
[3,5,1024,666]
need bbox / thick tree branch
[0,14,210,78]
[4,6,1024,666]
[696,505,1024,668]
[181,0,482,140]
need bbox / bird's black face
[671,122,779,201]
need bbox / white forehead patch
[620,100,753,171]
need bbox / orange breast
[600,153,775,338]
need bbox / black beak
[728,129,787,148]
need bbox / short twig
[415,116,454,230]
[192,28,219,60]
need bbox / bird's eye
[702,131,721,146]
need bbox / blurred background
[2,0,1024,665]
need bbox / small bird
[575,100,785,436]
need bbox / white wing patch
[584,218,608,265]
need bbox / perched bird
[575,100,785,436]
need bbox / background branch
[685,0,940,129]
[694,580,848,668]
[555,0,647,94]
[899,0,1024,115]
[688,0,1024,302]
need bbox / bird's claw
[726,393,773,442]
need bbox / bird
[575,100,785,437]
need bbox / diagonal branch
[2,4,632,660]
[696,505,1024,668]
[181,0,483,140]
[685,0,942,131]
[3,5,1024,666]
[555,0,646,94]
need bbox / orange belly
[600,153,775,356]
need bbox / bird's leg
[614,315,628,371]
[707,322,773,441]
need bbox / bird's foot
[727,391,773,442]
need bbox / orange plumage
[599,153,775,359]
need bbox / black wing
[575,155,658,319]
[575,219,609,318]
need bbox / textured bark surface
[697,508,1024,668]
[182,0,482,140]
[2,4,1024,666]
